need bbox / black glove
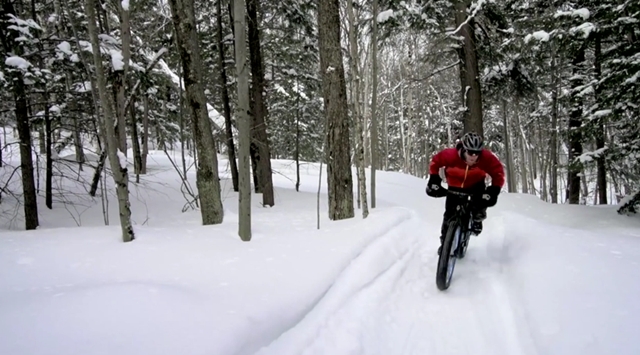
[426,174,446,198]
[482,185,501,206]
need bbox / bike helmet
[461,132,484,151]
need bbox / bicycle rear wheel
[436,220,461,290]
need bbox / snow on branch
[447,0,486,36]
[524,30,550,43]
[618,190,640,216]
[5,56,31,70]
[377,9,394,23]
[555,8,590,20]
[123,47,169,113]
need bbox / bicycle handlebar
[444,189,472,198]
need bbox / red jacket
[429,147,505,189]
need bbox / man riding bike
[425,132,505,255]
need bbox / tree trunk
[567,45,585,204]
[45,102,53,209]
[404,43,414,173]
[233,0,252,240]
[178,77,188,178]
[129,103,143,181]
[347,0,368,218]
[115,0,132,155]
[550,51,560,203]
[1,0,39,229]
[168,0,224,225]
[318,0,354,220]
[454,0,483,136]
[502,99,516,192]
[383,103,389,170]
[247,0,274,206]
[90,150,107,197]
[594,32,608,205]
[86,0,134,242]
[217,0,238,191]
[370,0,379,209]
[514,96,529,194]
[72,114,85,170]
[141,94,149,174]
[399,76,407,170]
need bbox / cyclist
[425,132,505,255]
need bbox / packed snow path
[254,172,640,355]
[254,205,535,355]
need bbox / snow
[592,109,612,118]
[625,71,639,85]
[555,8,590,20]
[525,30,550,43]
[7,14,42,31]
[573,8,590,20]
[1,146,640,355]
[117,149,128,169]
[577,147,608,163]
[5,56,31,69]
[377,9,394,23]
[57,41,73,56]
[73,81,92,92]
[571,22,595,39]
[122,0,130,11]
[110,50,125,71]
[207,103,226,131]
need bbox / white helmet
[461,132,484,151]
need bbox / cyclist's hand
[426,174,445,197]
[482,185,501,206]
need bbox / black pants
[440,181,488,241]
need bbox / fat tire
[436,220,459,290]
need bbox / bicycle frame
[447,190,473,256]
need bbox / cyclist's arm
[482,151,505,188]
[429,150,446,176]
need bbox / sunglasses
[466,150,481,156]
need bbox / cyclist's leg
[469,182,488,234]
[438,194,458,254]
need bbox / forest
[1,0,638,239]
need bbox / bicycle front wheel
[436,220,461,290]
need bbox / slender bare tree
[370,0,379,209]
[234,0,252,240]
[217,0,239,192]
[85,0,134,242]
[346,0,368,218]
[247,0,274,207]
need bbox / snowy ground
[1,148,640,355]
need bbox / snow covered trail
[254,205,537,355]
[254,171,640,355]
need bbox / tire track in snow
[451,212,539,355]
[304,212,538,355]
[252,207,421,355]
[479,213,542,355]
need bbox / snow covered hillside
[1,151,639,355]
